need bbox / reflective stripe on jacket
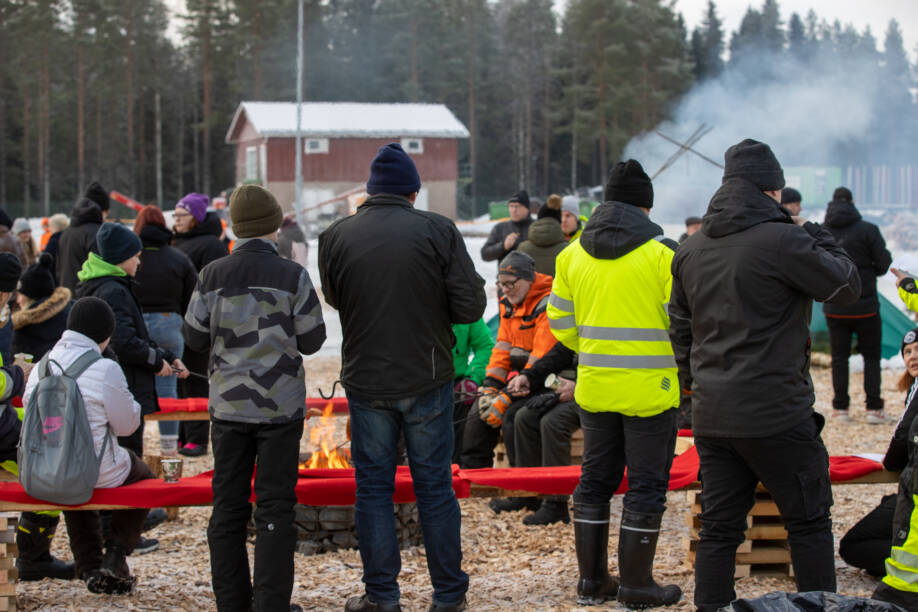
[548,236,678,416]
[883,406,918,593]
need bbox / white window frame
[401,138,424,154]
[245,146,258,180]
[305,138,329,154]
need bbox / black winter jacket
[134,225,198,315]
[520,342,577,389]
[75,274,175,414]
[319,194,486,399]
[481,216,533,273]
[821,200,892,317]
[173,212,228,272]
[11,287,72,360]
[884,379,918,472]
[670,178,861,438]
[57,198,103,291]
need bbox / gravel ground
[15,357,908,611]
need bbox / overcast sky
[554,1,918,60]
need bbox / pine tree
[690,0,724,80]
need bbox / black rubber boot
[523,498,570,525]
[16,512,76,581]
[573,502,620,605]
[617,510,681,609]
[488,497,541,514]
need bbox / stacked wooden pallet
[0,514,17,611]
[685,488,794,578]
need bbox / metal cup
[161,458,183,483]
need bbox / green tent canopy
[811,293,915,359]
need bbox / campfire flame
[303,401,351,469]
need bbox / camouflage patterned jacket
[183,238,326,424]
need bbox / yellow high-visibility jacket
[547,203,678,416]
[900,277,918,313]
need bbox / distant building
[225,101,470,219]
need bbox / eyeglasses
[173,211,191,219]
[497,278,521,291]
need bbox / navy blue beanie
[366,143,421,196]
[96,222,142,265]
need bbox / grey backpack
[18,350,106,505]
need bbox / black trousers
[826,314,883,411]
[458,398,526,469]
[573,407,677,514]
[208,417,302,612]
[693,413,836,609]
[179,346,211,448]
[839,493,896,577]
[64,451,154,579]
[514,401,581,468]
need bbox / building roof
[226,101,470,142]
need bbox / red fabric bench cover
[156,397,349,414]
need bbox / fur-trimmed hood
[13,287,71,329]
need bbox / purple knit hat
[176,193,209,223]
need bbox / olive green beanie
[229,185,284,238]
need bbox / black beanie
[537,194,562,221]
[19,252,56,301]
[722,139,785,191]
[498,251,536,281]
[85,181,111,212]
[96,222,143,265]
[604,159,654,208]
[832,187,853,203]
[366,143,422,195]
[67,297,116,344]
[508,190,530,210]
[781,187,802,205]
[0,253,21,292]
[0,209,12,230]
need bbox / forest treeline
[0,0,914,218]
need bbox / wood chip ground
[15,355,906,610]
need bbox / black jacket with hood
[134,224,198,315]
[319,194,487,399]
[670,178,861,438]
[173,212,229,272]
[56,198,102,291]
[821,199,892,317]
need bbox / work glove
[478,390,512,428]
[454,378,479,408]
[525,391,559,418]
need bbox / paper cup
[161,458,183,483]
[14,353,33,364]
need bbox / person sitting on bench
[23,297,155,595]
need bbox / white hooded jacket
[22,330,140,488]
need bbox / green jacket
[452,319,494,384]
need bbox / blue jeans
[143,312,183,437]
[347,381,468,606]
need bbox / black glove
[482,376,504,390]
[903,277,918,294]
[525,391,558,418]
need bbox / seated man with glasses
[459,252,555,484]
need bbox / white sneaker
[866,411,888,425]
[831,409,851,422]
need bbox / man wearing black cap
[821,186,892,424]
[320,143,484,612]
[58,182,110,291]
[780,187,802,216]
[481,190,533,275]
[547,160,681,608]
[669,139,860,610]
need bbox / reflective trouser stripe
[579,353,677,369]
[549,315,576,330]
[549,293,574,311]
[486,367,508,380]
[494,341,512,351]
[577,326,670,342]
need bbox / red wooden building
[225,101,469,219]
